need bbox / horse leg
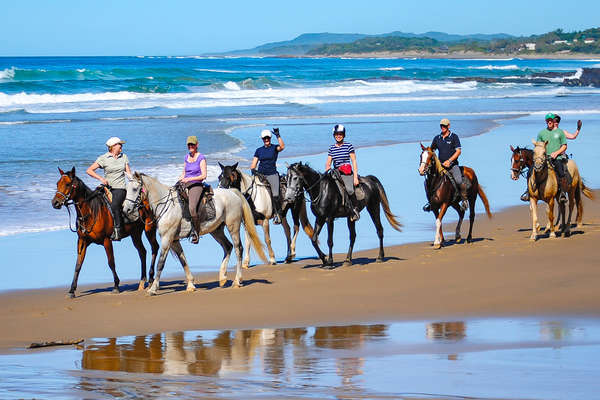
[169,240,195,292]
[102,237,120,294]
[68,237,89,298]
[281,210,293,264]
[144,227,159,285]
[262,220,277,265]
[547,198,556,239]
[311,217,327,267]
[148,235,172,295]
[229,224,244,288]
[466,192,476,243]
[210,225,232,287]
[433,203,449,249]
[575,183,583,229]
[288,205,301,262]
[130,229,147,291]
[242,227,251,269]
[343,218,356,267]
[366,201,384,262]
[325,219,334,268]
[453,204,464,243]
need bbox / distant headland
[215,28,600,59]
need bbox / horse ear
[232,162,238,170]
[510,145,515,152]
[134,171,140,179]
[218,162,224,170]
[58,167,65,175]
[70,166,76,175]
[420,142,426,151]
[531,139,537,146]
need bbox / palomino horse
[528,140,594,240]
[418,144,492,248]
[218,163,314,266]
[51,167,159,298]
[511,144,593,232]
[123,172,267,294]
[283,162,402,268]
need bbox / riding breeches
[340,174,355,196]
[110,188,126,227]
[187,183,204,218]
[264,173,280,197]
[448,165,463,185]
[551,158,567,179]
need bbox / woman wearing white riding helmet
[325,124,360,221]
[250,128,285,224]
[86,136,132,241]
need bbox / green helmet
[545,113,555,121]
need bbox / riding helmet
[332,124,346,135]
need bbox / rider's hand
[272,128,280,137]
[550,151,559,159]
[251,168,257,175]
[100,178,108,186]
[442,160,451,168]
[353,176,359,187]
[577,120,582,131]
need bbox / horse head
[52,166,78,209]
[217,162,240,189]
[123,172,144,217]
[510,145,532,180]
[418,143,435,176]
[283,162,305,204]
[532,140,548,173]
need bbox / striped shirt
[328,142,355,168]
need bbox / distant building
[553,40,568,45]
[584,38,595,44]
[524,42,536,51]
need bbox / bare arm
[350,152,359,186]
[275,135,285,152]
[125,163,132,180]
[442,148,461,168]
[551,144,567,159]
[565,120,582,140]
[86,162,108,185]
[250,157,259,170]
[325,155,332,171]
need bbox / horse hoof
[564,231,571,238]
[137,282,145,291]
[285,257,293,264]
[270,260,277,266]
[242,264,249,270]
[147,290,157,296]
[112,288,120,294]
[549,232,557,239]
[66,293,75,299]
[466,237,472,243]
[233,280,243,288]
[342,260,352,267]
[186,285,196,292]
[433,243,442,250]
[376,257,384,263]
[529,235,537,241]
[219,279,227,287]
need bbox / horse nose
[51,198,61,209]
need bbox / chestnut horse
[419,144,492,249]
[51,167,159,298]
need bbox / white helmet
[260,129,272,139]
[332,124,345,135]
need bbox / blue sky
[2,0,599,56]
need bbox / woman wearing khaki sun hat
[86,136,132,241]
[177,135,207,244]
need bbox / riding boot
[112,224,122,241]
[520,190,530,202]
[423,203,431,212]
[459,183,468,212]
[559,177,569,203]
[272,196,281,224]
[349,193,360,222]
[190,216,201,244]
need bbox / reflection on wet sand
[426,321,467,361]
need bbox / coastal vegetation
[308,27,600,56]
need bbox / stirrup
[350,208,360,222]
[460,200,468,212]
[190,231,199,244]
[520,192,530,202]
[423,203,431,212]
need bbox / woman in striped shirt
[325,124,360,221]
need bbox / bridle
[287,165,325,204]
[54,176,77,207]
[532,147,548,173]
[510,148,529,179]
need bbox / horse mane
[72,174,105,217]
[429,151,445,175]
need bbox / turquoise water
[1,318,599,399]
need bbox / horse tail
[581,180,595,200]
[235,190,268,264]
[477,184,493,219]
[298,198,315,238]
[372,177,403,232]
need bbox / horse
[418,144,492,249]
[123,172,267,294]
[283,162,402,269]
[218,162,314,266]
[51,167,159,298]
[511,144,593,233]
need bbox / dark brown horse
[51,167,159,298]
[419,144,492,249]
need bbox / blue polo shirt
[431,132,461,166]
[254,145,279,175]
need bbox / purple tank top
[184,153,205,178]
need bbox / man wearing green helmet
[535,113,569,203]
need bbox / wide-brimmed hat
[105,137,125,147]
[186,135,198,145]
[439,118,450,126]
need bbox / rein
[289,167,325,204]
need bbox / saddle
[329,169,365,206]
[442,166,471,204]
[99,186,134,225]
[174,182,216,222]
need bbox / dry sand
[1,193,599,353]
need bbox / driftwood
[28,338,84,349]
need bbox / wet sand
[2,191,599,353]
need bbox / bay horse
[511,144,593,233]
[418,144,492,249]
[51,167,159,298]
[283,162,402,269]
[218,163,314,266]
[123,172,267,294]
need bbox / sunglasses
[187,143,197,147]
[262,137,271,140]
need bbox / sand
[1,191,598,354]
